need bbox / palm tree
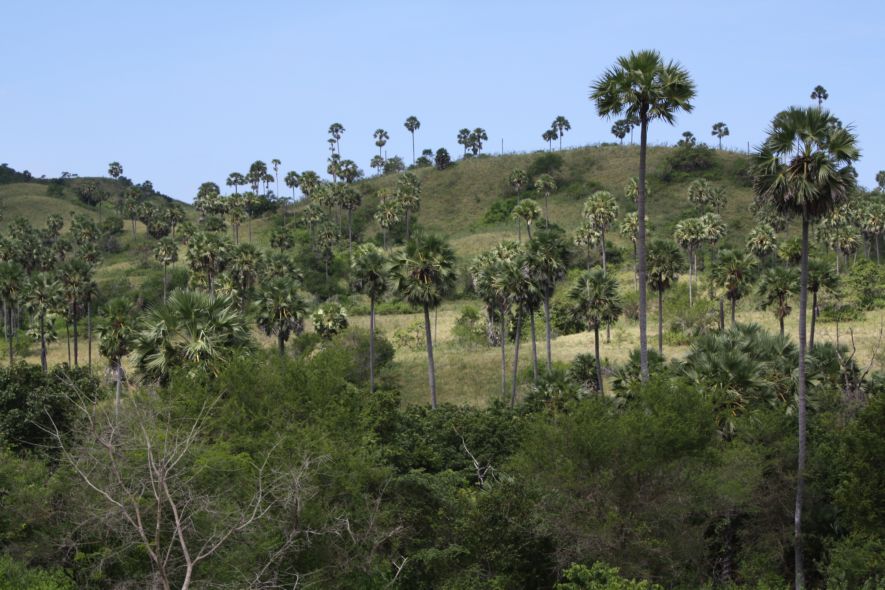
[624,176,651,202]
[284,171,301,201]
[59,259,90,366]
[542,129,557,151]
[373,128,389,157]
[226,172,246,194]
[552,116,571,150]
[746,224,778,261]
[185,231,230,298]
[757,266,799,336]
[255,278,306,357]
[131,290,252,384]
[687,178,712,210]
[569,269,622,395]
[591,49,696,381]
[227,243,264,312]
[711,122,730,149]
[610,119,629,144]
[573,222,600,270]
[710,249,756,326]
[509,168,528,197]
[351,243,389,393]
[619,211,642,286]
[468,128,488,155]
[457,128,471,156]
[403,116,422,163]
[328,122,345,155]
[858,201,885,262]
[391,236,456,408]
[673,217,704,306]
[0,261,23,366]
[753,107,859,589]
[98,297,134,409]
[153,238,178,302]
[374,191,401,250]
[271,158,281,199]
[512,199,542,240]
[534,174,557,226]
[647,240,684,355]
[810,85,828,107]
[107,161,123,180]
[807,259,838,350]
[526,229,569,372]
[396,172,421,241]
[25,272,61,372]
[583,191,619,273]
[336,186,362,258]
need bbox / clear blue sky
[2,1,882,202]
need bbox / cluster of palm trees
[541,116,571,151]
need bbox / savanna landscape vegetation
[1,50,884,589]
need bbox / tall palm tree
[98,297,134,409]
[542,129,557,151]
[271,158,281,199]
[858,201,885,262]
[328,123,345,155]
[569,269,622,395]
[131,290,252,384]
[647,240,684,355]
[810,85,828,107]
[807,259,838,350]
[610,119,629,144]
[534,174,556,226]
[404,116,421,163]
[373,191,401,250]
[185,231,230,298]
[351,243,389,393]
[527,229,569,371]
[154,238,178,302]
[753,106,858,590]
[468,128,488,155]
[457,128,471,156]
[396,172,421,241]
[227,243,264,312]
[512,199,542,240]
[0,261,23,366]
[619,211,641,287]
[373,128,389,157]
[582,191,619,272]
[391,236,456,408]
[25,272,61,372]
[107,161,123,180]
[552,116,571,150]
[59,259,90,366]
[591,49,696,381]
[284,171,301,201]
[226,172,246,194]
[757,266,799,336]
[337,186,362,258]
[674,218,703,308]
[710,249,756,326]
[687,178,712,210]
[746,224,778,261]
[255,278,306,357]
[573,222,601,271]
[711,122,729,149]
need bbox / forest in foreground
[1,51,884,589]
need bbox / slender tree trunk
[810,290,817,350]
[88,301,93,368]
[544,194,550,227]
[658,289,664,356]
[163,264,168,302]
[637,116,650,381]
[369,297,376,393]
[719,299,725,331]
[411,132,415,164]
[72,309,79,367]
[4,304,11,366]
[779,313,785,337]
[348,210,353,260]
[795,218,810,590]
[249,216,253,243]
[731,299,736,326]
[688,249,694,306]
[511,312,522,408]
[405,209,411,242]
[278,332,285,356]
[500,308,507,400]
[526,224,532,240]
[65,319,70,365]
[601,228,607,273]
[543,295,552,371]
[594,324,603,395]
[423,304,437,409]
[529,309,538,382]
[39,313,47,373]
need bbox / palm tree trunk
[423,304,437,409]
[526,224,532,240]
[115,363,123,415]
[405,209,411,242]
[163,264,168,302]
[795,217,811,590]
[719,299,725,331]
[88,301,93,368]
[278,333,285,356]
[658,289,664,356]
[544,194,549,227]
[348,210,353,260]
[810,290,817,350]
[510,312,522,408]
[72,309,79,367]
[779,314,785,337]
[600,229,606,273]
[731,299,736,326]
[637,116,650,381]
[249,216,253,243]
[688,250,694,306]
[500,308,507,400]
[369,297,376,393]
[543,295,552,371]
[594,324,603,395]
[39,313,47,373]
[529,310,538,382]
[4,304,11,366]
[411,132,415,164]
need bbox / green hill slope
[348,144,756,258]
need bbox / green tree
[711,122,729,149]
[512,199,542,240]
[226,171,246,194]
[542,128,558,151]
[374,190,401,250]
[757,266,799,336]
[404,116,421,163]
[647,240,684,355]
[396,172,421,241]
[526,229,569,371]
[153,237,178,302]
[673,217,704,306]
[468,128,488,155]
[583,191,619,272]
[107,161,123,180]
[328,122,345,155]
[552,115,571,150]
[0,262,23,366]
[710,249,756,325]
[391,236,456,408]
[98,297,134,407]
[807,259,838,350]
[574,222,601,271]
[457,128,471,155]
[753,106,859,588]
[591,49,696,381]
[284,170,301,201]
[373,128,389,156]
[534,173,557,226]
[227,243,264,311]
[185,231,230,298]
[59,259,91,366]
[255,277,306,356]
[351,243,389,393]
[611,119,630,144]
[569,269,622,394]
[810,84,828,107]
[271,158,281,199]
[25,272,61,372]
[746,223,778,261]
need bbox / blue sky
[2,1,883,201]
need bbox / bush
[555,562,663,589]
[0,555,73,590]
[527,152,564,178]
[483,197,517,224]
[847,259,884,309]
[452,305,487,346]
[659,144,717,181]
[435,148,452,170]
[329,327,394,385]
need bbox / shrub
[452,305,487,346]
[329,327,394,385]
[555,562,664,589]
[846,259,884,309]
[435,148,452,170]
[659,144,716,182]
[0,555,74,590]
[483,197,517,224]
[527,152,564,177]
